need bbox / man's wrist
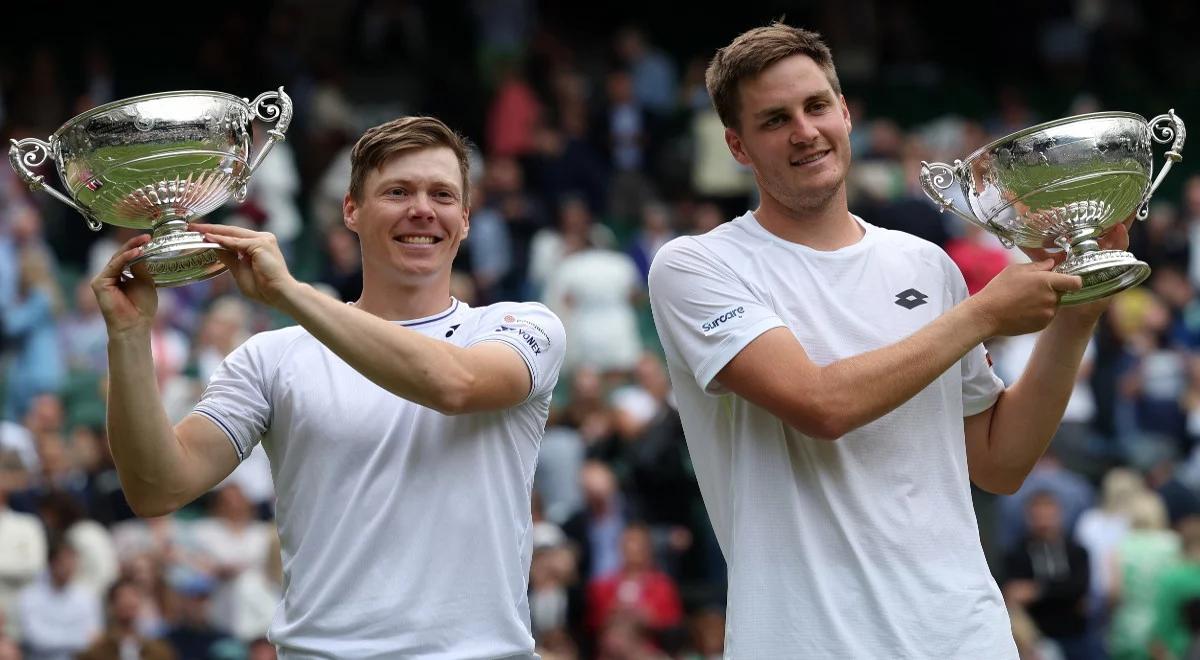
[1053,300,1107,330]
[107,324,152,347]
[272,279,312,317]
[956,296,998,343]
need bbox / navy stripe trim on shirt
[193,407,246,461]
[400,299,460,327]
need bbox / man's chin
[781,183,843,213]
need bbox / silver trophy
[9,88,293,287]
[920,110,1185,305]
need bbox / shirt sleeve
[648,237,786,395]
[943,253,1005,415]
[192,333,280,461]
[466,302,567,401]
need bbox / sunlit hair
[705,22,841,130]
[349,116,472,207]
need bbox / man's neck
[354,276,454,322]
[753,186,862,251]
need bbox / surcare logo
[701,306,746,334]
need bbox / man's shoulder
[650,225,753,282]
[215,325,314,376]
[869,222,949,255]
[239,325,311,353]
[666,220,752,254]
[472,299,555,316]
[864,223,958,279]
[466,301,566,362]
[469,300,564,332]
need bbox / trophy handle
[8,138,102,231]
[235,87,294,201]
[1137,109,1186,220]
[919,160,1009,244]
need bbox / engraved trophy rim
[50,89,251,140]
[919,108,1185,305]
[10,87,295,287]
[962,110,1149,164]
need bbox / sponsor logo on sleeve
[494,315,552,355]
[701,305,746,335]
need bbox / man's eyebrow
[374,176,459,191]
[752,92,835,120]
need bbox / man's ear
[726,127,752,166]
[343,193,359,234]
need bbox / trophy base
[1056,249,1150,306]
[127,230,229,288]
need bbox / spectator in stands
[586,523,683,639]
[1003,490,1096,660]
[1074,467,1144,623]
[625,201,676,283]
[16,539,102,660]
[4,247,65,421]
[36,490,117,600]
[0,467,46,641]
[1152,516,1200,660]
[1109,491,1181,658]
[162,573,239,660]
[564,461,629,582]
[543,230,644,377]
[78,577,176,660]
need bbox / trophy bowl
[9,88,293,287]
[920,110,1185,305]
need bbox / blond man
[96,117,565,659]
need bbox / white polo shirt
[648,213,1017,659]
[193,299,565,660]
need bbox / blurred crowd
[4,1,1200,659]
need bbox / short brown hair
[705,22,841,130]
[349,116,472,207]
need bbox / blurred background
[4,1,1200,658]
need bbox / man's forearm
[799,298,996,438]
[106,331,194,512]
[275,283,474,413]
[731,294,998,440]
[981,308,1100,479]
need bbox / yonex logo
[894,289,928,309]
[495,325,546,354]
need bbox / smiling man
[93,117,565,659]
[647,23,1128,658]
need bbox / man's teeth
[795,151,827,165]
[398,236,436,244]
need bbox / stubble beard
[774,171,845,217]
